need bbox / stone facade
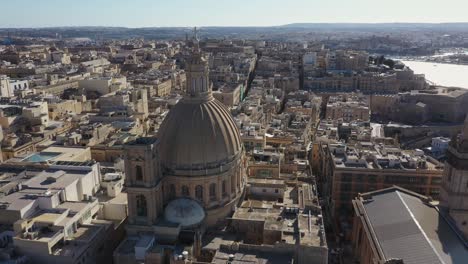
[440,116,468,238]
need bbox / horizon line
[2,21,468,30]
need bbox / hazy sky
[1,0,467,27]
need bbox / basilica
[122,33,246,242]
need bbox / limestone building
[440,115,468,237]
[325,93,370,122]
[122,33,246,249]
[350,116,468,264]
[315,139,444,240]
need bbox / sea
[399,60,468,89]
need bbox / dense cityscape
[0,14,467,264]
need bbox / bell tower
[124,137,163,230]
[440,115,468,237]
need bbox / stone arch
[222,180,227,196]
[195,185,204,201]
[135,165,143,181]
[136,194,147,217]
[231,172,236,193]
[209,183,217,201]
[169,184,176,199]
[181,185,190,197]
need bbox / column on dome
[226,175,232,198]
[203,182,210,206]
[235,170,240,193]
[231,170,236,195]
[191,77,197,96]
[217,177,222,202]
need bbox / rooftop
[212,248,293,264]
[356,187,468,264]
[329,143,443,171]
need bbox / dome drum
[163,151,242,176]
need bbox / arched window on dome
[231,173,236,193]
[169,184,175,199]
[136,195,147,217]
[222,180,227,197]
[195,185,204,201]
[181,185,190,197]
[209,183,216,201]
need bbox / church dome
[164,198,205,227]
[157,97,242,174]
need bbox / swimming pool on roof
[22,152,61,162]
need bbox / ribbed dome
[157,98,242,174]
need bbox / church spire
[193,27,201,53]
[193,27,198,41]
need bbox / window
[136,195,147,217]
[431,177,442,185]
[209,183,216,201]
[181,185,190,197]
[430,188,440,197]
[222,180,227,196]
[169,184,175,199]
[358,184,369,193]
[200,77,205,91]
[341,173,353,182]
[231,175,236,192]
[341,183,352,192]
[258,170,271,178]
[275,189,279,194]
[367,175,377,183]
[191,79,196,96]
[340,192,351,202]
[135,165,143,181]
[195,185,204,201]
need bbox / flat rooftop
[212,249,293,264]
[23,170,83,190]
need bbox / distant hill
[281,23,468,30]
[2,23,468,40]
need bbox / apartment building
[318,142,444,222]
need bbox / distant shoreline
[401,60,468,89]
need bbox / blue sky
[1,0,467,27]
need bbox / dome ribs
[157,98,242,175]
